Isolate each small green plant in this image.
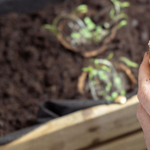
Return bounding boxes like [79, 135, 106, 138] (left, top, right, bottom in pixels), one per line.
[105, 52, 114, 60]
[83, 58, 125, 101]
[76, 4, 88, 13]
[70, 0, 130, 44]
[42, 24, 57, 35]
[119, 57, 138, 68]
[42, 1, 130, 47]
[110, 0, 130, 14]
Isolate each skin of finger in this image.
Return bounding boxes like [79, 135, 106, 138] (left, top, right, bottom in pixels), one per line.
[138, 52, 150, 115]
[138, 52, 150, 86]
[137, 104, 150, 149]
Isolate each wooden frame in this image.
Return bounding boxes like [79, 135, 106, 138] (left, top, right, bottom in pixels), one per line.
[0, 95, 146, 150]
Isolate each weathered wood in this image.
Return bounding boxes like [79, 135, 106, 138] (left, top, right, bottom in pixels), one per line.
[1, 95, 141, 150]
[93, 131, 146, 150]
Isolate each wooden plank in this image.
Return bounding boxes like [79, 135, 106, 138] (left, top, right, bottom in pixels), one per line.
[93, 131, 146, 150]
[0, 95, 141, 150]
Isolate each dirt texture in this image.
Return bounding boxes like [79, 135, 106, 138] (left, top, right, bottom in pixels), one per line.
[0, 0, 149, 136]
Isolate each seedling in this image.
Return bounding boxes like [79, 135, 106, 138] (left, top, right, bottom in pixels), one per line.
[83, 59, 126, 101]
[42, 0, 130, 49]
[76, 4, 88, 13]
[81, 52, 138, 101]
[119, 57, 138, 68]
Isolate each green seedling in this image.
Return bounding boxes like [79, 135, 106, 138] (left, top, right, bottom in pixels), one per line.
[106, 82, 112, 92]
[99, 70, 107, 81]
[76, 4, 88, 13]
[43, 1, 130, 51]
[111, 0, 130, 14]
[120, 90, 126, 96]
[114, 76, 122, 87]
[71, 32, 81, 39]
[105, 52, 114, 60]
[42, 24, 57, 35]
[120, 2, 130, 7]
[117, 20, 128, 29]
[83, 59, 126, 102]
[106, 95, 113, 101]
[110, 8, 115, 19]
[111, 92, 118, 99]
[84, 32, 92, 38]
[100, 65, 111, 72]
[84, 17, 96, 30]
[119, 57, 138, 68]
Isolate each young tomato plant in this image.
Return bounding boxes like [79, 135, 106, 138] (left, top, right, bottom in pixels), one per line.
[42, 1, 130, 49]
[83, 59, 126, 102]
[82, 53, 138, 102]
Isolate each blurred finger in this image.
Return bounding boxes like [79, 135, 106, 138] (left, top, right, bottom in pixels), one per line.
[138, 52, 150, 86]
[138, 52, 150, 115]
[137, 104, 150, 149]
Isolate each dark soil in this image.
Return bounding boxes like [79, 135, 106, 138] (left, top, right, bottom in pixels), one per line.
[0, 0, 149, 136]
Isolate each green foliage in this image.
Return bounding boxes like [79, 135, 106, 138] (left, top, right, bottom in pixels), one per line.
[84, 32, 92, 38]
[120, 2, 130, 7]
[76, 4, 88, 13]
[119, 57, 138, 68]
[94, 59, 100, 65]
[100, 65, 111, 72]
[83, 66, 97, 79]
[96, 26, 103, 32]
[111, 92, 118, 99]
[110, 8, 115, 19]
[83, 66, 93, 72]
[111, 0, 121, 13]
[80, 28, 89, 34]
[105, 52, 114, 60]
[117, 20, 128, 29]
[42, 24, 57, 35]
[111, 0, 130, 14]
[71, 32, 81, 39]
[84, 17, 96, 30]
[99, 70, 107, 81]
[109, 0, 130, 31]
[106, 82, 112, 92]
[114, 76, 122, 87]
[120, 90, 126, 96]
[83, 59, 127, 102]
[106, 96, 113, 101]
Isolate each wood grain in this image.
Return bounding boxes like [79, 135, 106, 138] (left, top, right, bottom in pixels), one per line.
[0, 95, 142, 150]
[93, 131, 146, 150]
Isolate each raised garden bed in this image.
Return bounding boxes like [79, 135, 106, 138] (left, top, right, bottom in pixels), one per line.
[0, 0, 149, 146]
[0, 96, 146, 150]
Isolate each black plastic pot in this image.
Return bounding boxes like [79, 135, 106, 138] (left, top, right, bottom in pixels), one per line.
[0, 0, 67, 14]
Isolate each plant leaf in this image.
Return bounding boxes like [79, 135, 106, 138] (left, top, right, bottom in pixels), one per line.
[117, 20, 128, 29]
[111, 92, 118, 99]
[77, 4, 88, 13]
[110, 8, 115, 19]
[42, 24, 57, 34]
[120, 90, 126, 96]
[119, 57, 138, 68]
[105, 52, 114, 60]
[106, 96, 113, 101]
[105, 83, 112, 92]
[83, 31, 92, 38]
[71, 32, 81, 39]
[121, 2, 130, 7]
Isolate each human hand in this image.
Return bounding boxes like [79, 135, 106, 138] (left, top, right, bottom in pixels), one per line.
[137, 51, 150, 149]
